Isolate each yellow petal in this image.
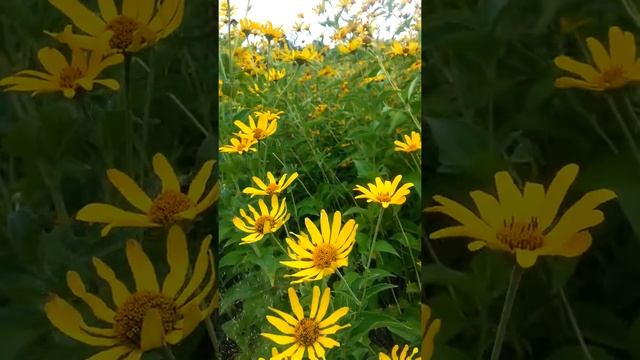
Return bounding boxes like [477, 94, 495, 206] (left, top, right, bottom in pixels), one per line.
[162, 225, 189, 297]
[469, 190, 503, 230]
[288, 287, 304, 320]
[554, 76, 602, 90]
[66, 271, 115, 323]
[152, 153, 180, 192]
[314, 287, 331, 323]
[160, 0, 184, 37]
[494, 170, 523, 217]
[86, 346, 131, 360]
[195, 182, 220, 214]
[554, 55, 599, 82]
[37, 47, 68, 75]
[48, 0, 106, 36]
[175, 235, 213, 306]
[267, 315, 296, 334]
[92, 257, 131, 307]
[137, 0, 156, 24]
[44, 295, 117, 346]
[586, 36, 611, 71]
[260, 333, 297, 345]
[318, 307, 349, 328]
[515, 250, 538, 268]
[126, 239, 159, 292]
[140, 309, 164, 351]
[106, 169, 152, 213]
[97, 0, 118, 22]
[309, 286, 321, 319]
[187, 160, 215, 204]
[554, 231, 592, 257]
[539, 164, 579, 230]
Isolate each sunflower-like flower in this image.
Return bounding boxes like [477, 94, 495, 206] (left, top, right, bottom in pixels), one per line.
[421, 304, 441, 360]
[243, 172, 299, 197]
[233, 195, 290, 244]
[265, 68, 286, 82]
[354, 175, 414, 208]
[47, 0, 184, 53]
[388, 41, 420, 57]
[239, 18, 261, 37]
[261, 286, 351, 359]
[234, 115, 278, 141]
[283, 46, 321, 65]
[261, 21, 284, 42]
[426, 164, 617, 268]
[255, 109, 284, 122]
[554, 26, 640, 91]
[338, 38, 363, 55]
[281, 210, 357, 283]
[380, 345, 420, 360]
[394, 131, 421, 153]
[0, 29, 122, 98]
[44, 225, 217, 359]
[219, 136, 258, 155]
[76, 153, 218, 236]
[317, 66, 336, 77]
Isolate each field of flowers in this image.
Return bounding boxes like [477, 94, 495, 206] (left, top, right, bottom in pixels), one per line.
[217, 0, 423, 359]
[426, 0, 640, 359]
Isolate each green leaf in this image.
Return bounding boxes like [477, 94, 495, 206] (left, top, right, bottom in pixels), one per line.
[374, 240, 400, 257]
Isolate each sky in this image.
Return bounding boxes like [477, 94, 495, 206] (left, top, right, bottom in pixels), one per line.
[221, 0, 420, 47]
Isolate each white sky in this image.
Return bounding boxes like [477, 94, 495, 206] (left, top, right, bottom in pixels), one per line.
[221, 0, 420, 47]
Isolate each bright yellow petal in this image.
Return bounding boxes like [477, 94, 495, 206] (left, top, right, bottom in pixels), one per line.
[140, 309, 164, 351]
[318, 307, 349, 328]
[66, 271, 115, 323]
[267, 315, 296, 334]
[261, 333, 297, 345]
[48, 0, 106, 35]
[309, 286, 321, 319]
[187, 160, 215, 204]
[314, 288, 331, 323]
[175, 235, 213, 306]
[554, 55, 599, 82]
[162, 225, 189, 297]
[92, 257, 131, 307]
[288, 287, 304, 320]
[152, 153, 180, 192]
[126, 239, 159, 292]
[44, 295, 117, 346]
[106, 169, 152, 213]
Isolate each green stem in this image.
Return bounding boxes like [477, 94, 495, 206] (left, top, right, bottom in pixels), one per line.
[560, 288, 593, 360]
[141, 51, 156, 184]
[623, 93, 640, 134]
[270, 233, 287, 254]
[489, 265, 524, 360]
[161, 344, 177, 360]
[123, 55, 133, 173]
[394, 213, 421, 292]
[605, 95, 640, 168]
[168, 93, 209, 136]
[336, 269, 361, 306]
[366, 208, 385, 268]
[204, 316, 222, 360]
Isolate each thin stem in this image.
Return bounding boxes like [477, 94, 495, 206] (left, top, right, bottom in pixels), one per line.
[270, 232, 287, 254]
[336, 269, 361, 306]
[605, 95, 640, 168]
[623, 93, 640, 134]
[394, 213, 421, 292]
[204, 316, 222, 359]
[490, 265, 524, 360]
[161, 344, 177, 360]
[366, 208, 385, 268]
[168, 93, 209, 136]
[559, 288, 593, 360]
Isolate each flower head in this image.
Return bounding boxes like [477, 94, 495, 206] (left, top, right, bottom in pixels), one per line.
[255, 109, 284, 122]
[261, 286, 350, 359]
[265, 68, 286, 82]
[338, 38, 363, 54]
[234, 115, 278, 141]
[554, 26, 640, 91]
[0, 29, 122, 98]
[261, 21, 284, 42]
[232, 195, 290, 244]
[421, 304, 440, 360]
[47, 0, 184, 53]
[45, 226, 217, 358]
[219, 137, 258, 154]
[426, 164, 617, 268]
[388, 41, 420, 57]
[394, 131, 421, 153]
[243, 172, 299, 197]
[354, 175, 414, 208]
[284, 46, 321, 65]
[380, 345, 420, 360]
[76, 153, 218, 236]
[281, 210, 357, 283]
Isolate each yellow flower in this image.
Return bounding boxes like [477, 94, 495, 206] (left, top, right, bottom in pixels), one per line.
[281, 210, 357, 283]
[0, 30, 122, 98]
[243, 172, 299, 197]
[258, 348, 286, 360]
[44, 225, 217, 359]
[380, 345, 420, 360]
[317, 66, 336, 77]
[338, 38, 363, 54]
[354, 175, 414, 208]
[284, 46, 321, 65]
[248, 83, 265, 95]
[233, 195, 290, 244]
[388, 41, 420, 57]
[312, 103, 328, 118]
[239, 18, 261, 37]
[426, 164, 617, 268]
[265, 68, 286, 82]
[76, 153, 218, 236]
[421, 304, 441, 360]
[261, 21, 284, 42]
[261, 286, 351, 359]
[47, 0, 184, 53]
[255, 110, 284, 122]
[394, 131, 421, 153]
[219, 79, 224, 97]
[554, 26, 640, 91]
[219, 137, 258, 155]
[234, 115, 278, 141]
[361, 74, 385, 86]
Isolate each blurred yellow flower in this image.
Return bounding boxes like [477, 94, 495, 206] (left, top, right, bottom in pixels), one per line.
[219, 137, 258, 155]
[361, 74, 385, 85]
[265, 68, 286, 82]
[354, 175, 414, 208]
[394, 131, 421, 153]
[243, 172, 299, 197]
[554, 26, 640, 91]
[284, 46, 321, 65]
[45, 225, 217, 359]
[427, 164, 617, 268]
[338, 38, 363, 54]
[317, 65, 337, 77]
[232, 195, 290, 244]
[255, 109, 284, 122]
[388, 41, 420, 57]
[261, 286, 350, 359]
[421, 304, 441, 360]
[234, 115, 277, 141]
[239, 18, 261, 37]
[47, 0, 184, 53]
[261, 21, 284, 42]
[380, 345, 420, 360]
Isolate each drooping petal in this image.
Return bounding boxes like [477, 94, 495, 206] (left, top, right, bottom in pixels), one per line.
[175, 235, 213, 306]
[515, 250, 538, 268]
[92, 257, 131, 307]
[44, 295, 117, 346]
[554, 56, 600, 82]
[66, 271, 115, 323]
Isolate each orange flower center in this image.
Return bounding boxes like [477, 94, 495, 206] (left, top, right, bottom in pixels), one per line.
[113, 292, 177, 348]
[312, 244, 338, 269]
[59, 67, 84, 89]
[254, 215, 274, 234]
[265, 183, 279, 195]
[253, 128, 265, 139]
[107, 16, 141, 51]
[598, 66, 627, 89]
[496, 217, 544, 251]
[376, 192, 392, 203]
[149, 190, 192, 225]
[294, 318, 320, 346]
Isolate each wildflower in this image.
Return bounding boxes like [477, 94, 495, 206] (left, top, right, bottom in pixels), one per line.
[554, 26, 640, 91]
[317, 66, 337, 77]
[409, 59, 421, 72]
[388, 41, 420, 57]
[261, 21, 284, 42]
[354, 175, 413, 208]
[361, 74, 385, 86]
[258, 348, 285, 360]
[45, 225, 217, 359]
[265, 68, 286, 82]
[243, 172, 299, 197]
[47, 0, 184, 53]
[255, 110, 284, 122]
[248, 83, 264, 95]
[421, 304, 441, 360]
[234, 115, 277, 141]
[261, 286, 350, 359]
[380, 345, 420, 360]
[0, 29, 122, 98]
[426, 164, 617, 268]
[311, 103, 328, 118]
[281, 210, 357, 283]
[394, 131, 421, 153]
[219, 137, 258, 155]
[232, 195, 290, 244]
[76, 154, 218, 236]
[218, 79, 223, 97]
[284, 46, 321, 65]
[338, 38, 363, 54]
[239, 18, 261, 37]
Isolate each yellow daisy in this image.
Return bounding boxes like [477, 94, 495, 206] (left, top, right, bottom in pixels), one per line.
[47, 0, 184, 53]
[265, 68, 286, 82]
[255, 110, 284, 122]
[219, 136, 258, 155]
[338, 38, 363, 54]
[0, 29, 122, 98]
[234, 115, 278, 141]
[388, 41, 420, 57]
[354, 175, 414, 208]
[284, 46, 321, 65]
[261, 21, 284, 42]
[281, 210, 357, 284]
[394, 131, 421, 153]
[44, 225, 217, 359]
[261, 286, 351, 360]
[243, 172, 299, 197]
[421, 304, 440, 360]
[426, 164, 617, 268]
[233, 195, 290, 244]
[554, 26, 640, 91]
[380, 345, 420, 360]
[76, 153, 218, 236]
